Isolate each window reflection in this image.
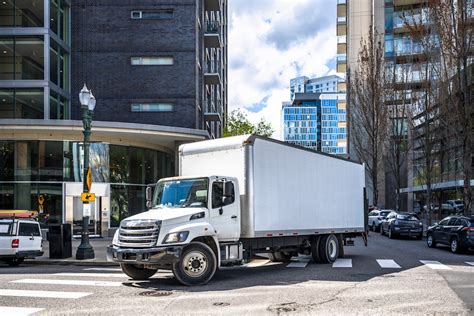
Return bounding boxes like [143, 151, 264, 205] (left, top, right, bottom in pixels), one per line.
[0, 0, 44, 27]
[0, 88, 44, 119]
[0, 36, 44, 80]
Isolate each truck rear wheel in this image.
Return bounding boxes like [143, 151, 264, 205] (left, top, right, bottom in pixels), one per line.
[318, 234, 339, 264]
[6, 257, 24, 267]
[172, 242, 217, 286]
[121, 263, 158, 280]
[311, 235, 322, 263]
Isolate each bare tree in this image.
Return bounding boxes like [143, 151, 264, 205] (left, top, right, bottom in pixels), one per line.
[349, 27, 388, 206]
[384, 62, 412, 212]
[429, 0, 474, 215]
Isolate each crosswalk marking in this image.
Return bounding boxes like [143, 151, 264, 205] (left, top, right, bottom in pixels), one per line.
[466, 262, 474, 266]
[0, 307, 44, 316]
[11, 279, 123, 287]
[287, 259, 310, 268]
[376, 259, 401, 269]
[420, 260, 452, 270]
[54, 273, 127, 278]
[332, 259, 352, 268]
[83, 268, 122, 272]
[0, 289, 92, 299]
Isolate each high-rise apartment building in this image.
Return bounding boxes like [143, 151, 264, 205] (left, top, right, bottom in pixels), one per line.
[0, 0, 227, 237]
[289, 75, 343, 101]
[282, 92, 347, 155]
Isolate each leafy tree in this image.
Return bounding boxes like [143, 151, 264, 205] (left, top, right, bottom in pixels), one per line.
[223, 109, 274, 138]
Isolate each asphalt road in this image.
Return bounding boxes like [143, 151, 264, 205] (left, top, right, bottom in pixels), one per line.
[0, 233, 473, 315]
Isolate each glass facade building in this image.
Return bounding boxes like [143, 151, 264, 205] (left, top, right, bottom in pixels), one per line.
[0, 0, 71, 120]
[282, 93, 347, 155]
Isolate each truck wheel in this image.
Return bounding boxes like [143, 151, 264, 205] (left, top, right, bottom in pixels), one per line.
[318, 234, 339, 264]
[6, 257, 24, 267]
[172, 242, 217, 286]
[274, 252, 292, 262]
[121, 263, 157, 280]
[311, 235, 322, 263]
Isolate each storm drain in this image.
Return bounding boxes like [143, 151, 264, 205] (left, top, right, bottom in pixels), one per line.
[213, 302, 230, 307]
[138, 290, 173, 297]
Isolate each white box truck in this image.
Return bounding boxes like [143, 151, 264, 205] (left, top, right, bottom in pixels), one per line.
[107, 135, 367, 285]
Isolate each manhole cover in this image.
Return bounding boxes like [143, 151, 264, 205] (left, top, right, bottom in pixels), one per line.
[213, 302, 230, 307]
[138, 290, 173, 297]
[267, 302, 298, 313]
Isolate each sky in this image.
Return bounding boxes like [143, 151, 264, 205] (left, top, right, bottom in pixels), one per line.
[228, 0, 337, 139]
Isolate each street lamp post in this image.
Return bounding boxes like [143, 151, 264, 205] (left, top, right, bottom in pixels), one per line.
[76, 84, 96, 260]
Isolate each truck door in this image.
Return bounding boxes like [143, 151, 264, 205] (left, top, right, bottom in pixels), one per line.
[209, 180, 240, 241]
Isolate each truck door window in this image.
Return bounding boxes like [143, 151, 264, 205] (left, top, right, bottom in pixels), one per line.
[212, 181, 235, 208]
[18, 223, 41, 236]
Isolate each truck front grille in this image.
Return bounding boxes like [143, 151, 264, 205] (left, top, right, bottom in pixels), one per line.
[118, 219, 161, 247]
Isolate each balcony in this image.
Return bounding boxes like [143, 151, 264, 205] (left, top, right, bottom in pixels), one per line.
[204, 0, 220, 11]
[204, 61, 221, 85]
[204, 20, 221, 47]
[203, 100, 221, 122]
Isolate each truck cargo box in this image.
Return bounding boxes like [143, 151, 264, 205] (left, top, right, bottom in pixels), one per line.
[179, 135, 365, 238]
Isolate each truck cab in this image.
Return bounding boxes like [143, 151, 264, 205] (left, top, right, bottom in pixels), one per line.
[108, 175, 241, 285]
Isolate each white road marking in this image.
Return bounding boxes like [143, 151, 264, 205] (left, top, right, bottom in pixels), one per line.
[376, 259, 401, 269]
[0, 307, 44, 316]
[11, 279, 123, 287]
[332, 259, 352, 268]
[466, 262, 474, 266]
[420, 260, 452, 270]
[54, 273, 127, 278]
[286, 259, 310, 268]
[83, 268, 122, 272]
[0, 289, 91, 299]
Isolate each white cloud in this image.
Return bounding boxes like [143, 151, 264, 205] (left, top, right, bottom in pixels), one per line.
[228, 0, 337, 139]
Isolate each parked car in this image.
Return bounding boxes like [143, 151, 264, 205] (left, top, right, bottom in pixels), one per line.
[380, 212, 423, 239]
[426, 215, 474, 253]
[423, 204, 455, 214]
[368, 209, 393, 232]
[0, 217, 43, 266]
[445, 200, 464, 213]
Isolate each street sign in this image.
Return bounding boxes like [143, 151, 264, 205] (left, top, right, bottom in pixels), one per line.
[86, 168, 92, 192]
[81, 192, 96, 202]
[83, 203, 91, 217]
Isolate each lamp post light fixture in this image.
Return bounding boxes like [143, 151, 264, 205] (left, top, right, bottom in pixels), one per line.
[76, 83, 96, 260]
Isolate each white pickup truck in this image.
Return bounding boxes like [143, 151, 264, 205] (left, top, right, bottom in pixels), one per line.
[0, 218, 43, 266]
[107, 135, 367, 285]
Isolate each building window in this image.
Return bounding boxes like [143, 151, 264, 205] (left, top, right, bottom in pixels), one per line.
[0, 88, 44, 119]
[130, 56, 174, 65]
[131, 103, 174, 112]
[0, 36, 44, 80]
[130, 9, 174, 20]
[0, 0, 45, 27]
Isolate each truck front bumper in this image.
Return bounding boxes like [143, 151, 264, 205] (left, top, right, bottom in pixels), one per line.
[107, 245, 183, 265]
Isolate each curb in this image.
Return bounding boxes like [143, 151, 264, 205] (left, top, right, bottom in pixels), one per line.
[25, 259, 119, 266]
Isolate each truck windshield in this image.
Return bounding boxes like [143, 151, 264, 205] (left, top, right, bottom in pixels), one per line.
[153, 179, 209, 208]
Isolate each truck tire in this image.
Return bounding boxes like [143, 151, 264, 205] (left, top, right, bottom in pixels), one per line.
[269, 252, 292, 262]
[311, 235, 323, 263]
[6, 257, 24, 267]
[172, 242, 217, 286]
[121, 263, 158, 280]
[318, 234, 339, 264]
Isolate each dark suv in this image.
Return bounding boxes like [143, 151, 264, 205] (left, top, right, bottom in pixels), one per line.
[426, 216, 474, 253]
[380, 212, 423, 239]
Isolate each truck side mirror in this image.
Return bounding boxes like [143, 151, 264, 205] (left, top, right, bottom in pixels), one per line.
[146, 186, 152, 209]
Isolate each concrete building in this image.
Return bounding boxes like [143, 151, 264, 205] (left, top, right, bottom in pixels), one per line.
[282, 92, 347, 155]
[0, 0, 227, 236]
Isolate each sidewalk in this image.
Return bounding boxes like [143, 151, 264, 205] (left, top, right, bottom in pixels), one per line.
[26, 237, 118, 266]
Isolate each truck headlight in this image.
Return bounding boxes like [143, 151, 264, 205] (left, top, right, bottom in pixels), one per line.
[163, 231, 189, 244]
